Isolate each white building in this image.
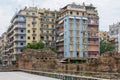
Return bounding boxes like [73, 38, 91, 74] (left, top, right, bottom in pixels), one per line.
[109, 22, 120, 52]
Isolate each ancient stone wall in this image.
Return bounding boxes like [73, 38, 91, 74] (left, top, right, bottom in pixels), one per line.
[17, 49, 57, 70]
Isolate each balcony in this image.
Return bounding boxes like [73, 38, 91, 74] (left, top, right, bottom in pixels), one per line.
[32, 27, 37, 30]
[14, 38, 26, 42]
[32, 40, 37, 42]
[13, 18, 26, 23]
[88, 29, 99, 32]
[56, 43, 64, 47]
[32, 20, 37, 24]
[88, 38, 99, 41]
[88, 51, 99, 55]
[88, 35, 99, 38]
[14, 45, 25, 48]
[40, 28, 55, 30]
[58, 49, 64, 53]
[88, 41, 99, 45]
[44, 40, 56, 42]
[14, 25, 26, 29]
[40, 33, 55, 36]
[25, 14, 37, 18]
[40, 21, 55, 24]
[88, 22, 98, 26]
[56, 39, 64, 42]
[40, 15, 55, 18]
[14, 31, 26, 35]
[32, 33, 37, 36]
[57, 31, 64, 35]
[87, 10, 98, 15]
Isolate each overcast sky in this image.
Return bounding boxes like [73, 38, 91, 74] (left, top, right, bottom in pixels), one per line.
[0, 0, 120, 35]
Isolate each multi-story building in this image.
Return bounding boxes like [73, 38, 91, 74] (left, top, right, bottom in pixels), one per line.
[56, 3, 99, 58]
[99, 31, 109, 42]
[7, 7, 57, 64]
[0, 32, 8, 65]
[2, 3, 99, 64]
[109, 22, 120, 52]
[0, 37, 2, 65]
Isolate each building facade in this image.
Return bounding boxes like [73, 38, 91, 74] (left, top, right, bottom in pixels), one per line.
[0, 37, 2, 65]
[1, 3, 99, 64]
[0, 32, 9, 65]
[56, 3, 99, 58]
[109, 22, 120, 52]
[6, 7, 57, 64]
[99, 31, 109, 42]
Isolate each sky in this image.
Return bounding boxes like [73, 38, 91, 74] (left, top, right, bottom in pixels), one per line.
[0, 0, 120, 35]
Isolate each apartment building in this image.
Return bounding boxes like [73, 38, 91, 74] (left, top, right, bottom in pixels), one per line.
[6, 7, 57, 64]
[1, 3, 99, 64]
[56, 3, 99, 58]
[99, 31, 109, 42]
[0, 37, 2, 65]
[0, 32, 9, 65]
[109, 22, 120, 52]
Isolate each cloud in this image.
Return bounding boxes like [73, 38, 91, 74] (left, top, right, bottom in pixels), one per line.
[0, 0, 120, 35]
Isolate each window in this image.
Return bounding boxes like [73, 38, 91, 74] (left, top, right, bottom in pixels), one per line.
[28, 30, 30, 33]
[33, 30, 35, 33]
[28, 24, 30, 27]
[77, 52, 79, 58]
[82, 12, 85, 16]
[41, 24, 43, 27]
[21, 30, 23, 32]
[33, 18, 35, 20]
[28, 36, 30, 39]
[52, 37, 54, 40]
[33, 37, 35, 40]
[77, 12, 79, 15]
[52, 19, 54, 22]
[52, 25, 54, 28]
[26, 12, 29, 15]
[32, 13, 35, 15]
[70, 11, 72, 15]
[46, 25, 48, 28]
[20, 43, 23, 45]
[20, 49, 23, 52]
[21, 36, 23, 39]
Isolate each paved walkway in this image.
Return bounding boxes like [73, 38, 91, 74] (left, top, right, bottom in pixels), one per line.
[0, 72, 61, 80]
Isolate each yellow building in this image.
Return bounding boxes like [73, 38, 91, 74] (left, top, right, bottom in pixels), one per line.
[7, 7, 57, 64]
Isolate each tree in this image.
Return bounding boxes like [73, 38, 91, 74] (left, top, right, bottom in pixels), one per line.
[22, 40, 45, 50]
[100, 40, 115, 54]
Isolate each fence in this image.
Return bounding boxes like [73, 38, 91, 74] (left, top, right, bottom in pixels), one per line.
[20, 69, 120, 80]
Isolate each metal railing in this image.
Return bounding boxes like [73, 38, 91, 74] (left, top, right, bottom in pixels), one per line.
[19, 69, 120, 80]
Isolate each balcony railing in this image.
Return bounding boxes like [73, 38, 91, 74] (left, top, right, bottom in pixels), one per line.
[40, 28, 55, 30]
[40, 33, 55, 36]
[56, 44, 63, 46]
[32, 40, 37, 42]
[14, 39, 26, 42]
[88, 41, 99, 45]
[40, 15, 55, 18]
[58, 49, 64, 52]
[32, 20, 37, 24]
[40, 21, 55, 24]
[14, 25, 26, 29]
[32, 33, 37, 36]
[13, 19, 26, 23]
[32, 27, 37, 30]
